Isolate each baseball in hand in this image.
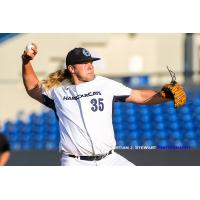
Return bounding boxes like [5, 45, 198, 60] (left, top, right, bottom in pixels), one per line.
[25, 44, 34, 53]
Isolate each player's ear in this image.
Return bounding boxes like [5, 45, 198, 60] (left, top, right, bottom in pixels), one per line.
[67, 65, 75, 74]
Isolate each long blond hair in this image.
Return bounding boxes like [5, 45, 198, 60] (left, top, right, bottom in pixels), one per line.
[41, 68, 72, 90]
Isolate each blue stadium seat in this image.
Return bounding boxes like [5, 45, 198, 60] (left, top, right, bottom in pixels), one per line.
[34, 132, 46, 142]
[149, 105, 162, 115]
[138, 115, 150, 123]
[186, 139, 198, 148]
[152, 115, 164, 122]
[128, 130, 139, 140]
[192, 107, 200, 115]
[113, 102, 122, 110]
[116, 140, 126, 147]
[169, 130, 183, 140]
[140, 123, 151, 131]
[22, 132, 32, 142]
[45, 141, 58, 150]
[181, 121, 194, 130]
[171, 139, 184, 147]
[125, 108, 136, 116]
[157, 139, 169, 147]
[115, 130, 125, 141]
[154, 123, 165, 131]
[21, 142, 32, 150]
[183, 130, 196, 140]
[141, 131, 153, 140]
[167, 122, 179, 130]
[154, 130, 168, 140]
[114, 123, 124, 132]
[34, 141, 45, 150]
[193, 98, 200, 107]
[125, 124, 137, 133]
[126, 115, 137, 123]
[142, 139, 154, 146]
[128, 140, 139, 147]
[10, 141, 21, 150]
[9, 131, 20, 142]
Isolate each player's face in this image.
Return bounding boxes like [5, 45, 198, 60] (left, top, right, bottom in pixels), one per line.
[71, 61, 95, 84]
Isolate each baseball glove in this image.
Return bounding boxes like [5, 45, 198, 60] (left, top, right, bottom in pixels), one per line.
[160, 67, 187, 108]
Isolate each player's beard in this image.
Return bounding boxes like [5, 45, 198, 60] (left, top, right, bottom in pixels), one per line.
[84, 73, 95, 82]
[82, 67, 95, 82]
[76, 72, 95, 83]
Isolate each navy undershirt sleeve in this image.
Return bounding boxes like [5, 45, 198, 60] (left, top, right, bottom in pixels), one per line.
[113, 95, 129, 102]
[42, 94, 59, 120]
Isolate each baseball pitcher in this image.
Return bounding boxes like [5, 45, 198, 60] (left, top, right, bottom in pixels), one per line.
[21, 43, 186, 166]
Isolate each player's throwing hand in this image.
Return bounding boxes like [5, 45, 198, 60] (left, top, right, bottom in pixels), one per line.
[22, 43, 38, 63]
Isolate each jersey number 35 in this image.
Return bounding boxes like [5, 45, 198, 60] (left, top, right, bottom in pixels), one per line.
[90, 98, 104, 112]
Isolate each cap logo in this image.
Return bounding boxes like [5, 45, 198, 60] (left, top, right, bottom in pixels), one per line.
[82, 49, 91, 57]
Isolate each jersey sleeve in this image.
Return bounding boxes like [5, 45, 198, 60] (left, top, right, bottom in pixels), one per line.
[41, 85, 56, 110]
[42, 85, 54, 100]
[108, 79, 132, 102]
[40, 86, 59, 120]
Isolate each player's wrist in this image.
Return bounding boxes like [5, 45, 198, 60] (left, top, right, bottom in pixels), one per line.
[21, 53, 32, 64]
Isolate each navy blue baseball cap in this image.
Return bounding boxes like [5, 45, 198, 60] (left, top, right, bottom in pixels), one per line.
[66, 47, 100, 66]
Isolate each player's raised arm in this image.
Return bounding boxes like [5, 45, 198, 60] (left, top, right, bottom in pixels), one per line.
[21, 43, 44, 104]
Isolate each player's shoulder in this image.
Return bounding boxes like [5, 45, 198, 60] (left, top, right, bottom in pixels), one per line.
[52, 82, 71, 91]
[95, 75, 115, 83]
[95, 76, 122, 87]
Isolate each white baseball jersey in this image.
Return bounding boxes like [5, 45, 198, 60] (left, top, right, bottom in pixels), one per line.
[42, 76, 132, 156]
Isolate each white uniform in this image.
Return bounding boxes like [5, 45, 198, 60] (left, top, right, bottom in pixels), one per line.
[42, 76, 134, 166]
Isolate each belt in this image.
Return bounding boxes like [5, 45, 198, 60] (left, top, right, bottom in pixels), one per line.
[68, 150, 113, 161]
